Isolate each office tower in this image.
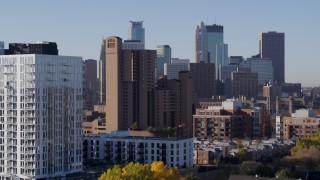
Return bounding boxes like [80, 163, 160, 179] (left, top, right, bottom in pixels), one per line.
[190, 61, 215, 99]
[105, 36, 156, 132]
[220, 64, 249, 81]
[156, 45, 171, 79]
[229, 56, 244, 64]
[195, 21, 208, 63]
[164, 58, 190, 79]
[282, 83, 302, 97]
[260, 32, 285, 84]
[84, 59, 99, 109]
[245, 57, 274, 85]
[206, 24, 223, 64]
[99, 39, 106, 103]
[5, 41, 58, 55]
[232, 68, 258, 98]
[123, 40, 144, 50]
[0, 41, 4, 55]
[216, 43, 228, 79]
[128, 21, 145, 48]
[0, 54, 83, 179]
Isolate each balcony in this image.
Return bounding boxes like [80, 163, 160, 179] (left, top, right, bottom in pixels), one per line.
[24, 120, 35, 125]
[24, 135, 35, 140]
[25, 150, 35, 154]
[24, 114, 35, 118]
[7, 134, 17, 139]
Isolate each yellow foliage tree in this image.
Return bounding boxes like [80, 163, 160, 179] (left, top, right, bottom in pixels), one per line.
[99, 161, 181, 180]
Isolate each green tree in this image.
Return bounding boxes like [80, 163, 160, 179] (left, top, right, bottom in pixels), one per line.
[275, 168, 292, 178]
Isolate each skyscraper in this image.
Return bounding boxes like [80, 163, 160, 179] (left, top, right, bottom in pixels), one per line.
[164, 58, 190, 80]
[216, 43, 228, 80]
[105, 36, 156, 132]
[84, 59, 99, 109]
[190, 61, 215, 99]
[206, 24, 223, 64]
[232, 68, 258, 98]
[245, 57, 274, 85]
[99, 39, 106, 103]
[195, 21, 208, 63]
[128, 21, 145, 48]
[0, 54, 83, 179]
[156, 45, 171, 79]
[260, 31, 285, 85]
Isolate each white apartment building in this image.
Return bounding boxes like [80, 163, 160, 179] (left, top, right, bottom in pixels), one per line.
[0, 54, 83, 179]
[84, 131, 193, 168]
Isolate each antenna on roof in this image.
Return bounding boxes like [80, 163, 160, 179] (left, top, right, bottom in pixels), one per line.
[207, 16, 208, 24]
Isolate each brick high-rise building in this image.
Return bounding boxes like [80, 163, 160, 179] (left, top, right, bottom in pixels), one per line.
[190, 61, 215, 99]
[231, 68, 258, 99]
[260, 32, 285, 85]
[105, 36, 156, 132]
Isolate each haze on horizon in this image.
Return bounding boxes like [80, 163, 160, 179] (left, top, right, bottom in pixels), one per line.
[1, 0, 319, 87]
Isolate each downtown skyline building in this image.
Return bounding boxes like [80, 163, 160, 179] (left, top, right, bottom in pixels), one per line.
[206, 24, 224, 64]
[0, 54, 83, 179]
[260, 31, 285, 85]
[164, 58, 190, 80]
[156, 45, 171, 80]
[128, 21, 145, 48]
[195, 22, 208, 63]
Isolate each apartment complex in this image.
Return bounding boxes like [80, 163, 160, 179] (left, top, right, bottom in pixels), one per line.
[193, 99, 271, 140]
[150, 73, 193, 137]
[0, 54, 83, 179]
[83, 131, 193, 168]
[105, 36, 156, 132]
[277, 109, 320, 140]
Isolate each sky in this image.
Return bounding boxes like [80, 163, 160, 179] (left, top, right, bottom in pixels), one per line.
[1, 0, 320, 87]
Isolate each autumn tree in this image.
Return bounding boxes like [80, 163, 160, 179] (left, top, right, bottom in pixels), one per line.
[275, 168, 292, 178]
[99, 161, 181, 180]
[286, 130, 320, 170]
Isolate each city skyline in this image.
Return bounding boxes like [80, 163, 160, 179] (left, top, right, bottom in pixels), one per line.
[1, 1, 320, 86]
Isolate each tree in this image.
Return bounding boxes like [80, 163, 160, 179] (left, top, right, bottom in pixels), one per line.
[236, 149, 248, 162]
[239, 161, 261, 176]
[99, 161, 181, 180]
[286, 130, 320, 170]
[130, 122, 138, 130]
[275, 168, 292, 178]
[255, 165, 274, 177]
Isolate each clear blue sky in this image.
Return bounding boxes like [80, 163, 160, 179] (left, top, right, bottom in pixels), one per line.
[1, 0, 320, 87]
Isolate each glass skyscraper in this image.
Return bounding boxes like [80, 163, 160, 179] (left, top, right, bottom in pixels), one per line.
[206, 24, 224, 64]
[156, 45, 171, 79]
[128, 21, 145, 48]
